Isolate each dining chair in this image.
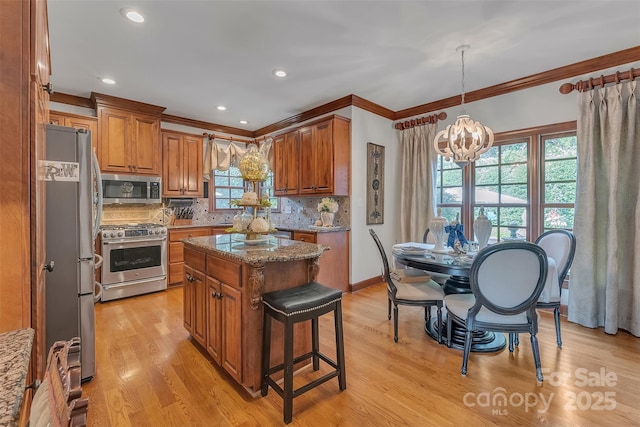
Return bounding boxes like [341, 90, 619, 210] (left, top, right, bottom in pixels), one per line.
[444, 242, 548, 381]
[369, 229, 445, 343]
[533, 229, 576, 348]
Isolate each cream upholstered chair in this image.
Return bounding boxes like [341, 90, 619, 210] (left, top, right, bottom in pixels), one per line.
[534, 229, 576, 348]
[370, 229, 445, 343]
[444, 242, 548, 381]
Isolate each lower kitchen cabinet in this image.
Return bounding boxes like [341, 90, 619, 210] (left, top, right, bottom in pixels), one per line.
[292, 230, 349, 292]
[206, 276, 242, 383]
[169, 226, 227, 285]
[184, 265, 206, 347]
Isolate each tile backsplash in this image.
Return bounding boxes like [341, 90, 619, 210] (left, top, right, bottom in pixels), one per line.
[101, 196, 351, 228]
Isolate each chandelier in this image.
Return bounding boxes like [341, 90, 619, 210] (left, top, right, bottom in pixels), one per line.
[434, 45, 494, 168]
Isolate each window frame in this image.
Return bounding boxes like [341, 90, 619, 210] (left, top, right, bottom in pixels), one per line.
[208, 167, 280, 213]
[435, 121, 577, 242]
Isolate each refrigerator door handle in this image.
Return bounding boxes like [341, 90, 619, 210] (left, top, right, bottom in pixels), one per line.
[92, 149, 103, 240]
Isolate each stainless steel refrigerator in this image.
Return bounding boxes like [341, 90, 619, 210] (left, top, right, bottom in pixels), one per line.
[45, 124, 99, 381]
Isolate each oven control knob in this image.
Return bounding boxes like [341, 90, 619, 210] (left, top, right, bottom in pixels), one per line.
[117, 231, 124, 237]
[161, 229, 166, 234]
[110, 232, 116, 238]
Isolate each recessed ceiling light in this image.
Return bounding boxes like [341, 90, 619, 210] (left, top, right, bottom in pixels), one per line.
[101, 78, 116, 85]
[120, 8, 144, 23]
[273, 69, 287, 78]
[239, 120, 248, 125]
[217, 106, 227, 111]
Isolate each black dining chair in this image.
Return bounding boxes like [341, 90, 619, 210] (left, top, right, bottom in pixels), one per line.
[369, 229, 444, 343]
[444, 242, 548, 381]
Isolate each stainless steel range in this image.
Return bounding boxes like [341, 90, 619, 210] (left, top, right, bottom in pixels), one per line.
[100, 223, 167, 302]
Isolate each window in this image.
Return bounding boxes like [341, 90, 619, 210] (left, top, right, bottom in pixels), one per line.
[541, 133, 577, 232]
[209, 166, 279, 211]
[435, 122, 576, 242]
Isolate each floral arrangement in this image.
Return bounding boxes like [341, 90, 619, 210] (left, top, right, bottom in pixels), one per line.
[317, 197, 339, 213]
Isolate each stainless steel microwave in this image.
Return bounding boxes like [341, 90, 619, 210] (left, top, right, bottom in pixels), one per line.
[101, 174, 162, 204]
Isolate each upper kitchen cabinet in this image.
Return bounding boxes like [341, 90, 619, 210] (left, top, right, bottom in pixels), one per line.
[162, 130, 204, 197]
[91, 93, 165, 175]
[49, 111, 98, 155]
[273, 130, 300, 196]
[273, 115, 350, 197]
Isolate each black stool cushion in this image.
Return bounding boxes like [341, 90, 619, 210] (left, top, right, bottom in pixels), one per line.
[262, 281, 342, 316]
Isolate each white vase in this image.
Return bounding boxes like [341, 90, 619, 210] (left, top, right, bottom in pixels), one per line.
[473, 207, 492, 249]
[321, 212, 334, 227]
[430, 208, 448, 252]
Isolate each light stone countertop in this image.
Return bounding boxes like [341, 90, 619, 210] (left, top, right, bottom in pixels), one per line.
[0, 328, 34, 427]
[182, 234, 328, 264]
[169, 223, 350, 233]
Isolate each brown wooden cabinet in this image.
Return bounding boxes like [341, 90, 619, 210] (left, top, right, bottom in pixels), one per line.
[183, 244, 315, 392]
[273, 115, 350, 197]
[162, 131, 204, 197]
[293, 230, 350, 292]
[273, 130, 300, 196]
[169, 227, 212, 285]
[49, 111, 98, 156]
[206, 276, 242, 383]
[91, 93, 165, 175]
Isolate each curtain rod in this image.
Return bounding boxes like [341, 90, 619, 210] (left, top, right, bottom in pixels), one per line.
[394, 112, 447, 130]
[202, 133, 255, 144]
[559, 67, 639, 94]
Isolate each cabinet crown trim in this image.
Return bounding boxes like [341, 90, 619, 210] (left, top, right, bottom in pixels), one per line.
[91, 92, 166, 116]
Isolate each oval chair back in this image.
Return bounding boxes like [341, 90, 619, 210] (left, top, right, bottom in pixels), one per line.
[535, 229, 576, 286]
[369, 229, 393, 289]
[469, 242, 548, 319]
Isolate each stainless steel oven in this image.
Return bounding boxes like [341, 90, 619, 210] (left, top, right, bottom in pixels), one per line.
[100, 223, 167, 301]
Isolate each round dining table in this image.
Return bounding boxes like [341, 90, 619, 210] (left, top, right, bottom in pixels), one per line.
[393, 244, 507, 352]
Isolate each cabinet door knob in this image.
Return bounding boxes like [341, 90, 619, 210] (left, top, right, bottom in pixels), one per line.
[186, 274, 194, 282]
[43, 261, 55, 272]
[42, 83, 54, 95]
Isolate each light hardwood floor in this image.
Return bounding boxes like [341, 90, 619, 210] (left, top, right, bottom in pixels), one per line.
[83, 284, 640, 426]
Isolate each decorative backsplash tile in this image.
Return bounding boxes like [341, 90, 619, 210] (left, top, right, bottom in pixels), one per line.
[101, 196, 351, 228]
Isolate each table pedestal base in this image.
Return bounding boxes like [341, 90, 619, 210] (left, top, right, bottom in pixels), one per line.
[425, 317, 506, 352]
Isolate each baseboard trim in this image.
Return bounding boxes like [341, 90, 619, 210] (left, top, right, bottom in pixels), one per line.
[351, 276, 383, 292]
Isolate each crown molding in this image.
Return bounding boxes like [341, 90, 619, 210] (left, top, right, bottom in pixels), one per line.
[394, 46, 640, 120]
[90, 92, 166, 116]
[50, 92, 93, 109]
[162, 114, 254, 138]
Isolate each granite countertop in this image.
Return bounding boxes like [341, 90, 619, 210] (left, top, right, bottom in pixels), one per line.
[0, 328, 34, 426]
[169, 223, 350, 233]
[183, 234, 328, 264]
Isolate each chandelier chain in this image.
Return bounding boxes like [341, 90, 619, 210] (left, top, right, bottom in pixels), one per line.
[461, 49, 466, 106]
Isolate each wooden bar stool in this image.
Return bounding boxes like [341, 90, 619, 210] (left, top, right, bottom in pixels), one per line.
[261, 281, 347, 424]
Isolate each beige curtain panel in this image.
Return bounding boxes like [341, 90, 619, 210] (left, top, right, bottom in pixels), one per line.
[569, 80, 640, 337]
[398, 124, 438, 243]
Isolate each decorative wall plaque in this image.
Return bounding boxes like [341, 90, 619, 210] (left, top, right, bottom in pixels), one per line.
[367, 143, 385, 224]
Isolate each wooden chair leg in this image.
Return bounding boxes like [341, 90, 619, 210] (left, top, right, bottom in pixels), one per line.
[387, 298, 391, 320]
[436, 305, 443, 344]
[393, 304, 399, 343]
[312, 316, 319, 371]
[530, 332, 543, 382]
[461, 329, 472, 376]
[334, 302, 347, 391]
[283, 319, 294, 424]
[554, 307, 562, 348]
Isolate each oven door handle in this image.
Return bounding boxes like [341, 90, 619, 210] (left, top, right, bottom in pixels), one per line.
[103, 237, 167, 245]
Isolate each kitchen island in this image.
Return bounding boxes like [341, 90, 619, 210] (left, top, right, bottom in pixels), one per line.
[182, 234, 328, 394]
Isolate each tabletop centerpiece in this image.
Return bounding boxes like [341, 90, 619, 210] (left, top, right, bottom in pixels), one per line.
[317, 197, 339, 227]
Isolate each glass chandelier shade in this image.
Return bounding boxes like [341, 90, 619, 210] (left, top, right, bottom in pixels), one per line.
[434, 45, 494, 168]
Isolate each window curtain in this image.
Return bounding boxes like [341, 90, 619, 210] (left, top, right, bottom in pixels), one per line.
[568, 81, 640, 337]
[398, 124, 438, 243]
[203, 138, 273, 180]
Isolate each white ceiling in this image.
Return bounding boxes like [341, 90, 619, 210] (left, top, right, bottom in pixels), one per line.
[48, 0, 640, 132]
